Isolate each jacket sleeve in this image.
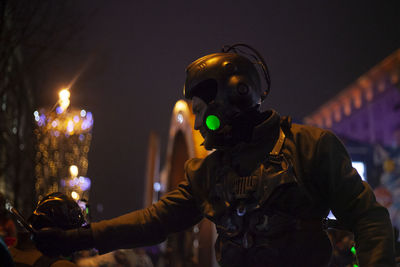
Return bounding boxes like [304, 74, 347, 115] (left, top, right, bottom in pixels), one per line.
[313, 130, 395, 266]
[90, 178, 204, 254]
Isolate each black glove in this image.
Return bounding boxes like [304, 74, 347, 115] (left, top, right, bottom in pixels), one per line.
[32, 226, 94, 257]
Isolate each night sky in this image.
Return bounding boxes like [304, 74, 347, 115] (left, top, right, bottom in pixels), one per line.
[35, 1, 400, 220]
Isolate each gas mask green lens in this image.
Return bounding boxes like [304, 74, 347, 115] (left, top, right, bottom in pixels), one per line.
[205, 115, 221, 131]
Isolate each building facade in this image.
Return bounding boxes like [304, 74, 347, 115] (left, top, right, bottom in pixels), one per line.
[304, 49, 400, 148]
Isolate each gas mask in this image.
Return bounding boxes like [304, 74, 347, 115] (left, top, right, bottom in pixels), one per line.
[184, 44, 271, 149]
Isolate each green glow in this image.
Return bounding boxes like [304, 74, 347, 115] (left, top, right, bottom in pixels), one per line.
[86, 207, 89, 214]
[351, 246, 356, 255]
[206, 115, 220, 131]
[353, 265, 358, 267]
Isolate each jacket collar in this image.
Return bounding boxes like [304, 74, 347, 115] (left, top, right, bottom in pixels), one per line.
[251, 109, 281, 144]
[220, 109, 282, 176]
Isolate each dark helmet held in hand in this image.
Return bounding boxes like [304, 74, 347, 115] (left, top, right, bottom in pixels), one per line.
[29, 192, 85, 231]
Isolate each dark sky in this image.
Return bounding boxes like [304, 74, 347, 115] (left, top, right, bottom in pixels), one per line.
[37, 1, 400, 220]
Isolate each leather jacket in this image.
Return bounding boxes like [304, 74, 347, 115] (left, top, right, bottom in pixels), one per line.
[91, 110, 395, 266]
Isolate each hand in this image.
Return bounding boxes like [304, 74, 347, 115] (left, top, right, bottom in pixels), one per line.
[32, 227, 74, 257]
[32, 226, 94, 257]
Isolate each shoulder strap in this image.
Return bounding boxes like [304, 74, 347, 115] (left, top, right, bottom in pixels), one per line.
[269, 127, 285, 157]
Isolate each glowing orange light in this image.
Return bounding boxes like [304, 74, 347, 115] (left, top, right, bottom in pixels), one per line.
[352, 89, 362, 109]
[174, 100, 188, 113]
[59, 88, 71, 112]
[69, 165, 78, 177]
[71, 191, 79, 200]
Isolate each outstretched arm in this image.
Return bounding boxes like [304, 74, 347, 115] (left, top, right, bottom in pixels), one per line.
[34, 179, 203, 256]
[91, 180, 203, 254]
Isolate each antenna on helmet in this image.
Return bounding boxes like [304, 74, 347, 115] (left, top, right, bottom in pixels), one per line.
[222, 43, 271, 100]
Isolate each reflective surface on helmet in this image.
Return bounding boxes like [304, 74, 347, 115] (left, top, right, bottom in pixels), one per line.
[29, 192, 85, 230]
[206, 115, 220, 131]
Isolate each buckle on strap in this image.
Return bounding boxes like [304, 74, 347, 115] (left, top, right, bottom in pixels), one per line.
[269, 127, 285, 157]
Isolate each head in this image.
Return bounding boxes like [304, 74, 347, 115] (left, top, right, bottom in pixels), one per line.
[184, 45, 270, 149]
[28, 192, 85, 231]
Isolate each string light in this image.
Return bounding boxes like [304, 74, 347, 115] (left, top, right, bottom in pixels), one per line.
[71, 191, 79, 200]
[69, 165, 78, 177]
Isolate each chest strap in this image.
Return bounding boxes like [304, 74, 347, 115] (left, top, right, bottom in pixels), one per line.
[269, 127, 285, 157]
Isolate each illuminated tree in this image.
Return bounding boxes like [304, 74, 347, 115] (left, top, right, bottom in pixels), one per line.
[34, 89, 93, 211]
[0, 0, 91, 215]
